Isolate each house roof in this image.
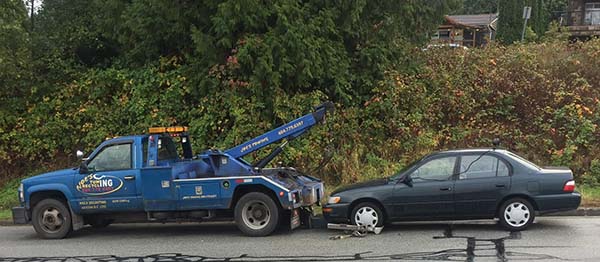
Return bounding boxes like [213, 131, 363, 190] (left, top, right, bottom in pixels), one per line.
[445, 13, 498, 30]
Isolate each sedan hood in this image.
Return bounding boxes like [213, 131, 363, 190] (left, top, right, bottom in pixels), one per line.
[331, 178, 388, 195]
[23, 168, 78, 184]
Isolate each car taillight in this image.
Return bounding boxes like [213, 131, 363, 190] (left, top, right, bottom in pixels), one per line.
[563, 180, 575, 192]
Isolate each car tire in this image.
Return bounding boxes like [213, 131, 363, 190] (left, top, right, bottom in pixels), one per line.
[234, 192, 280, 237]
[32, 198, 73, 239]
[350, 202, 384, 229]
[498, 197, 535, 231]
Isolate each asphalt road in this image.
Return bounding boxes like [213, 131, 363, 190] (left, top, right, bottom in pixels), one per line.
[1, 217, 599, 261]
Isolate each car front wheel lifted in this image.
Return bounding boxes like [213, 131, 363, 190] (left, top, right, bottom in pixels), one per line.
[350, 202, 384, 229]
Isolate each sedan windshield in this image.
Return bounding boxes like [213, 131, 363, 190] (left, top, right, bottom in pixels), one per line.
[390, 156, 425, 180]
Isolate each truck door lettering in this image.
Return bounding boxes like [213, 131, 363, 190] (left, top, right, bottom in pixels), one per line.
[76, 174, 124, 196]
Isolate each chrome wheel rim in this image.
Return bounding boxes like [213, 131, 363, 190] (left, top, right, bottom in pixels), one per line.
[40, 207, 65, 233]
[354, 206, 379, 228]
[241, 200, 271, 230]
[504, 202, 530, 227]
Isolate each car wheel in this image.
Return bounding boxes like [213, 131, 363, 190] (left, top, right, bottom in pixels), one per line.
[32, 199, 73, 239]
[350, 202, 384, 229]
[499, 198, 535, 231]
[234, 192, 280, 237]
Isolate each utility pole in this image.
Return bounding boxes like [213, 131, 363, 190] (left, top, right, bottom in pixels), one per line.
[521, 6, 532, 41]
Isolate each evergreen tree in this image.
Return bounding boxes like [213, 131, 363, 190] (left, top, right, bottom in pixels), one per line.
[497, 0, 547, 43]
[453, 0, 498, 15]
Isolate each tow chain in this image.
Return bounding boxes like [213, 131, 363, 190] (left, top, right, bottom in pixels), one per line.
[329, 230, 368, 240]
[327, 223, 383, 240]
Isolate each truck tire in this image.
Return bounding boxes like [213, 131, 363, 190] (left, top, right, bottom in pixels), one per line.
[234, 192, 280, 237]
[32, 199, 73, 239]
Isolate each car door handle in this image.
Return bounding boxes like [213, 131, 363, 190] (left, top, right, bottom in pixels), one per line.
[495, 184, 506, 188]
[439, 187, 452, 191]
[124, 175, 136, 180]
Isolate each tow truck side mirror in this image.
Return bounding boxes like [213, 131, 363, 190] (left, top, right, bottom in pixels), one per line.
[79, 163, 89, 174]
[76, 150, 89, 174]
[76, 150, 84, 159]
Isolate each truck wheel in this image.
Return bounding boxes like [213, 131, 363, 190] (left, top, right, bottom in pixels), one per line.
[498, 197, 535, 231]
[234, 192, 280, 237]
[32, 199, 72, 239]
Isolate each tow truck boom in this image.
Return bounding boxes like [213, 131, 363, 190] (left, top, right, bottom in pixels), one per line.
[225, 101, 334, 165]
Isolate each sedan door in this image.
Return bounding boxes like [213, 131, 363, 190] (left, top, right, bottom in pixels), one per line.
[391, 156, 457, 219]
[453, 153, 511, 218]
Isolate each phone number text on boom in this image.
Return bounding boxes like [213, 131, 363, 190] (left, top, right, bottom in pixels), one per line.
[278, 121, 304, 136]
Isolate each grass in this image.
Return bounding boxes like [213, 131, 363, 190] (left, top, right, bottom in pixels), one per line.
[0, 178, 21, 220]
[0, 209, 10, 220]
[579, 185, 600, 207]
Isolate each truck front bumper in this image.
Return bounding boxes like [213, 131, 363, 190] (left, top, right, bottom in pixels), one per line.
[12, 207, 29, 224]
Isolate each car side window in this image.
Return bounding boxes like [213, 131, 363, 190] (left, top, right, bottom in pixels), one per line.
[87, 143, 132, 171]
[459, 155, 509, 179]
[411, 157, 456, 181]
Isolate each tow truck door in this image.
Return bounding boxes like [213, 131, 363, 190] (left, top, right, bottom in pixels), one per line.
[72, 142, 143, 212]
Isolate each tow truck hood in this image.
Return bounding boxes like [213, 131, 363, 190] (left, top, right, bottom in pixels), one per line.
[23, 168, 78, 184]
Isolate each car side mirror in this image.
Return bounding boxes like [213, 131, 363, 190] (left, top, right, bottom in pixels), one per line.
[401, 174, 414, 187]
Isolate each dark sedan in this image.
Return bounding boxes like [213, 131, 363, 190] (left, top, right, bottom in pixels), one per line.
[323, 149, 581, 231]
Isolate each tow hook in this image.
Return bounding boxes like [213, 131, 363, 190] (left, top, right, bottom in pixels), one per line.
[327, 223, 383, 240]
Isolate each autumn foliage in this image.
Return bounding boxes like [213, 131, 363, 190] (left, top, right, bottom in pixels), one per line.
[1, 0, 599, 189]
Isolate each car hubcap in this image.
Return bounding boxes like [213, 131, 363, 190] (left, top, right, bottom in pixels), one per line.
[354, 206, 379, 228]
[242, 200, 271, 230]
[504, 202, 530, 227]
[41, 208, 64, 233]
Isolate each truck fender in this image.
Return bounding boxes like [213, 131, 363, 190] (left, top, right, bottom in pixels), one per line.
[230, 183, 292, 210]
[26, 184, 73, 209]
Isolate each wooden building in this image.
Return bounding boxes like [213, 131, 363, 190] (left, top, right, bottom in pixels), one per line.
[432, 14, 498, 48]
[566, 0, 600, 38]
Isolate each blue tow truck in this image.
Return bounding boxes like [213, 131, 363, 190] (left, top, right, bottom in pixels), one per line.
[12, 102, 333, 238]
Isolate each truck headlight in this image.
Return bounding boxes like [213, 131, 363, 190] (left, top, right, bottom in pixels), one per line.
[18, 183, 24, 202]
[327, 196, 341, 204]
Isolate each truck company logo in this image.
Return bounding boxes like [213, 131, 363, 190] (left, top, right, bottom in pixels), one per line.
[76, 174, 124, 196]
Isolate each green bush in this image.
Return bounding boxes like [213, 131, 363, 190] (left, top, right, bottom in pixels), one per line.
[2, 1, 600, 189]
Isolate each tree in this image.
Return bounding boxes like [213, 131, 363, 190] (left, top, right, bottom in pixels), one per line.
[0, 0, 31, 175]
[0, 0, 30, 102]
[453, 0, 498, 15]
[497, 0, 547, 43]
